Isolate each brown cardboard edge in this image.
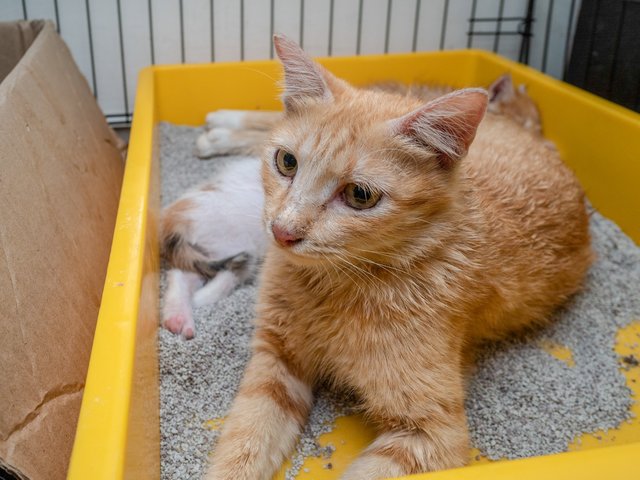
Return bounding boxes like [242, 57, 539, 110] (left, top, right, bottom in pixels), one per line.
[0, 20, 124, 480]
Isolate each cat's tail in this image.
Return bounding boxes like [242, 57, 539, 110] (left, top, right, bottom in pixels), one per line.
[160, 198, 212, 275]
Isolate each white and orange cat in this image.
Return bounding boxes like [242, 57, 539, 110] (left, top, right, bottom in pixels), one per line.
[202, 35, 591, 479]
[160, 157, 265, 339]
[160, 73, 541, 339]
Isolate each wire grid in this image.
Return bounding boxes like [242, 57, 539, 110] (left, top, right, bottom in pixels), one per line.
[0, 0, 581, 126]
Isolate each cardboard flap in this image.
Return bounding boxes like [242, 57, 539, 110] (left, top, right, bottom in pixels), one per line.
[0, 20, 44, 84]
[0, 21, 123, 480]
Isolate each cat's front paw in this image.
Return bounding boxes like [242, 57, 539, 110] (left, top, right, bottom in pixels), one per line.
[339, 455, 405, 480]
[195, 128, 234, 159]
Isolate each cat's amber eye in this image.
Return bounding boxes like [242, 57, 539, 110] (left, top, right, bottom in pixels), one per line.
[344, 183, 381, 209]
[275, 149, 298, 177]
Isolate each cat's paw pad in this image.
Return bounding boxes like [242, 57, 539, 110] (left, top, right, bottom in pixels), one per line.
[195, 128, 233, 158]
[205, 110, 246, 130]
[163, 313, 196, 340]
[163, 313, 185, 333]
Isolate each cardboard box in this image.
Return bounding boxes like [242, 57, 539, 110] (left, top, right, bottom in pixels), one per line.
[0, 20, 123, 480]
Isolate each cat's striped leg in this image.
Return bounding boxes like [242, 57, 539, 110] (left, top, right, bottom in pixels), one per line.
[340, 415, 469, 479]
[205, 328, 313, 480]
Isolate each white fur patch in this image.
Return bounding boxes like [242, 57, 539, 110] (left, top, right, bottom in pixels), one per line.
[205, 109, 247, 130]
[195, 128, 233, 158]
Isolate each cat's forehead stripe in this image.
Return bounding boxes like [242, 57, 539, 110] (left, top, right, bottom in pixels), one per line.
[298, 127, 351, 170]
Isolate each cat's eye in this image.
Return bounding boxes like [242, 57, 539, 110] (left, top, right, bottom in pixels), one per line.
[275, 149, 298, 177]
[344, 183, 381, 209]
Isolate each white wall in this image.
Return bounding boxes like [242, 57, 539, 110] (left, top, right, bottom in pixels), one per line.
[1, 0, 581, 123]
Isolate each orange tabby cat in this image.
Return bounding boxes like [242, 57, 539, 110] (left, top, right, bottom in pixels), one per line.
[205, 35, 592, 480]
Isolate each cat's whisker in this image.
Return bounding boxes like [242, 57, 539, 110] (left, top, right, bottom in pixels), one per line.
[317, 253, 335, 293]
[351, 247, 411, 264]
[334, 261, 372, 294]
[348, 250, 405, 271]
[329, 250, 371, 285]
[238, 67, 280, 84]
[325, 253, 368, 299]
[347, 252, 410, 285]
[362, 261, 420, 294]
[313, 246, 407, 283]
[333, 252, 385, 296]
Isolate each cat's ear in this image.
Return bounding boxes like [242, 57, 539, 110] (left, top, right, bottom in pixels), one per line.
[488, 74, 515, 104]
[389, 88, 488, 169]
[273, 34, 346, 111]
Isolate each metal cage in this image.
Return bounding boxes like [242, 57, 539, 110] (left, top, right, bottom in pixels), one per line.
[0, 0, 582, 125]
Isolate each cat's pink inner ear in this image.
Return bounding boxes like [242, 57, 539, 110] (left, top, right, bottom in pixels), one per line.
[392, 88, 488, 169]
[273, 34, 334, 111]
[488, 74, 515, 103]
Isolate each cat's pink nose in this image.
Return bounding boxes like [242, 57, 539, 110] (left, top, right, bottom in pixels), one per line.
[271, 224, 302, 247]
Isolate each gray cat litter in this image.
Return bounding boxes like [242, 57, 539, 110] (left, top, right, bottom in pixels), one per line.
[158, 123, 640, 479]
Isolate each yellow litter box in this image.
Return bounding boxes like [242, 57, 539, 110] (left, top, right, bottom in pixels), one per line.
[67, 50, 640, 480]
